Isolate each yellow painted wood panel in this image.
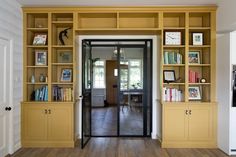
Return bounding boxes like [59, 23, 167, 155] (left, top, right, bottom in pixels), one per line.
[163, 105, 188, 141]
[47, 106, 73, 141]
[188, 105, 213, 141]
[23, 105, 47, 141]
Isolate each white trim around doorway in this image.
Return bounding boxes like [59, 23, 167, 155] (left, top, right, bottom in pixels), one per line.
[75, 35, 161, 140]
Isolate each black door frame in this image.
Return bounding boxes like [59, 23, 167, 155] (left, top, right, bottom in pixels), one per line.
[81, 39, 153, 138]
[81, 40, 93, 148]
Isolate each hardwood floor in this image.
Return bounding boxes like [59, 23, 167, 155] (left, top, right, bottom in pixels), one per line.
[11, 138, 232, 157]
[92, 106, 144, 136]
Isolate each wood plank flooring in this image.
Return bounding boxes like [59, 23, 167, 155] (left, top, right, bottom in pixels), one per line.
[92, 106, 144, 136]
[10, 138, 233, 157]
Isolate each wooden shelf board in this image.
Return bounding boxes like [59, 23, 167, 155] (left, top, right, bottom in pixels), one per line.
[163, 83, 185, 85]
[189, 45, 210, 48]
[163, 64, 185, 67]
[118, 28, 160, 30]
[76, 28, 117, 31]
[27, 82, 48, 85]
[27, 28, 48, 32]
[52, 82, 73, 85]
[52, 63, 73, 65]
[163, 27, 185, 30]
[76, 28, 160, 31]
[27, 45, 48, 48]
[163, 45, 185, 48]
[26, 66, 48, 68]
[189, 27, 211, 30]
[52, 45, 73, 48]
[51, 101, 74, 103]
[52, 21, 73, 24]
[189, 64, 211, 67]
[188, 83, 211, 85]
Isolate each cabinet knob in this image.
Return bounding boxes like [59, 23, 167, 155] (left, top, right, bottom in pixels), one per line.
[185, 110, 188, 115]
[189, 110, 192, 115]
[45, 109, 48, 114]
[48, 109, 51, 114]
[5, 107, 12, 111]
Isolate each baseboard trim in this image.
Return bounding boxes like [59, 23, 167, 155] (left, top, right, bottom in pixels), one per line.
[14, 142, 21, 152]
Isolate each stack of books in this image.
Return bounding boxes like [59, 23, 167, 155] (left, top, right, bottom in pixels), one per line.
[162, 87, 183, 102]
[53, 86, 73, 101]
[33, 86, 48, 101]
[189, 70, 200, 83]
[164, 51, 183, 64]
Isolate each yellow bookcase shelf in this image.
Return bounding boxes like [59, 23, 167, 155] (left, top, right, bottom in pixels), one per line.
[22, 6, 217, 148]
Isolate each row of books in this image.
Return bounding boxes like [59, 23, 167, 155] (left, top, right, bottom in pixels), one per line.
[32, 86, 48, 101]
[164, 51, 183, 64]
[162, 87, 183, 102]
[189, 70, 200, 83]
[53, 86, 73, 101]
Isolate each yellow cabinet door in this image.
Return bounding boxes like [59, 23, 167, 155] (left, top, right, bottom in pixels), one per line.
[163, 105, 188, 141]
[22, 105, 47, 141]
[47, 105, 73, 141]
[188, 105, 213, 141]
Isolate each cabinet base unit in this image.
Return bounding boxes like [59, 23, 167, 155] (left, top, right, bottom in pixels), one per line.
[162, 103, 217, 148]
[21, 102, 74, 148]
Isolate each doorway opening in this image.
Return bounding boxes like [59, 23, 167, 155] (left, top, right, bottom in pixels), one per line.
[81, 39, 153, 147]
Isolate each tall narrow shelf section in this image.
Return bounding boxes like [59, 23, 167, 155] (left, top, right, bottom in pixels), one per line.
[25, 13, 49, 101]
[51, 13, 74, 102]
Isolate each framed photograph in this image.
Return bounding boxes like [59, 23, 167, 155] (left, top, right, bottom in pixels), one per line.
[60, 68, 72, 82]
[165, 31, 181, 45]
[35, 50, 47, 66]
[192, 33, 203, 45]
[33, 34, 47, 45]
[163, 70, 176, 83]
[188, 86, 201, 100]
[188, 51, 200, 64]
[57, 51, 72, 63]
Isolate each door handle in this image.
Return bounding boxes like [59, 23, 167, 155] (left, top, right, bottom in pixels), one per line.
[189, 110, 192, 115]
[48, 109, 51, 114]
[185, 110, 188, 115]
[45, 109, 48, 114]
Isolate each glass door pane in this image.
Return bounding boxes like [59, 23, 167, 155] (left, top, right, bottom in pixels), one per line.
[118, 47, 145, 136]
[81, 40, 92, 148]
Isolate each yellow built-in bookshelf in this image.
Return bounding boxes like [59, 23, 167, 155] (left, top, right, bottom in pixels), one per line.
[22, 6, 217, 148]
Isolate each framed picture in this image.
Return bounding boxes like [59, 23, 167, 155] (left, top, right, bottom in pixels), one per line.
[33, 34, 47, 45]
[188, 86, 201, 100]
[35, 50, 47, 66]
[188, 51, 200, 64]
[165, 31, 181, 45]
[192, 33, 203, 45]
[163, 70, 176, 83]
[57, 51, 72, 63]
[60, 68, 72, 82]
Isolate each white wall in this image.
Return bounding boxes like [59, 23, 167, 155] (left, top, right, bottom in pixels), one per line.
[76, 35, 161, 139]
[217, 0, 236, 33]
[216, 33, 231, 154]
[0, 0, 23, 154]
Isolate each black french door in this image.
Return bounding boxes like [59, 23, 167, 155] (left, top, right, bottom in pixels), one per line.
[81, 40, 92, 148]
[81, 39, 152, 142]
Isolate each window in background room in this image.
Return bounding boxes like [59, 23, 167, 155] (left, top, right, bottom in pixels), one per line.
[93, 60, 105, 88]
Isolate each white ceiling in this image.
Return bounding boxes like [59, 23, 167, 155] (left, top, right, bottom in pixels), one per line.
[16, 0, 218, 6]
